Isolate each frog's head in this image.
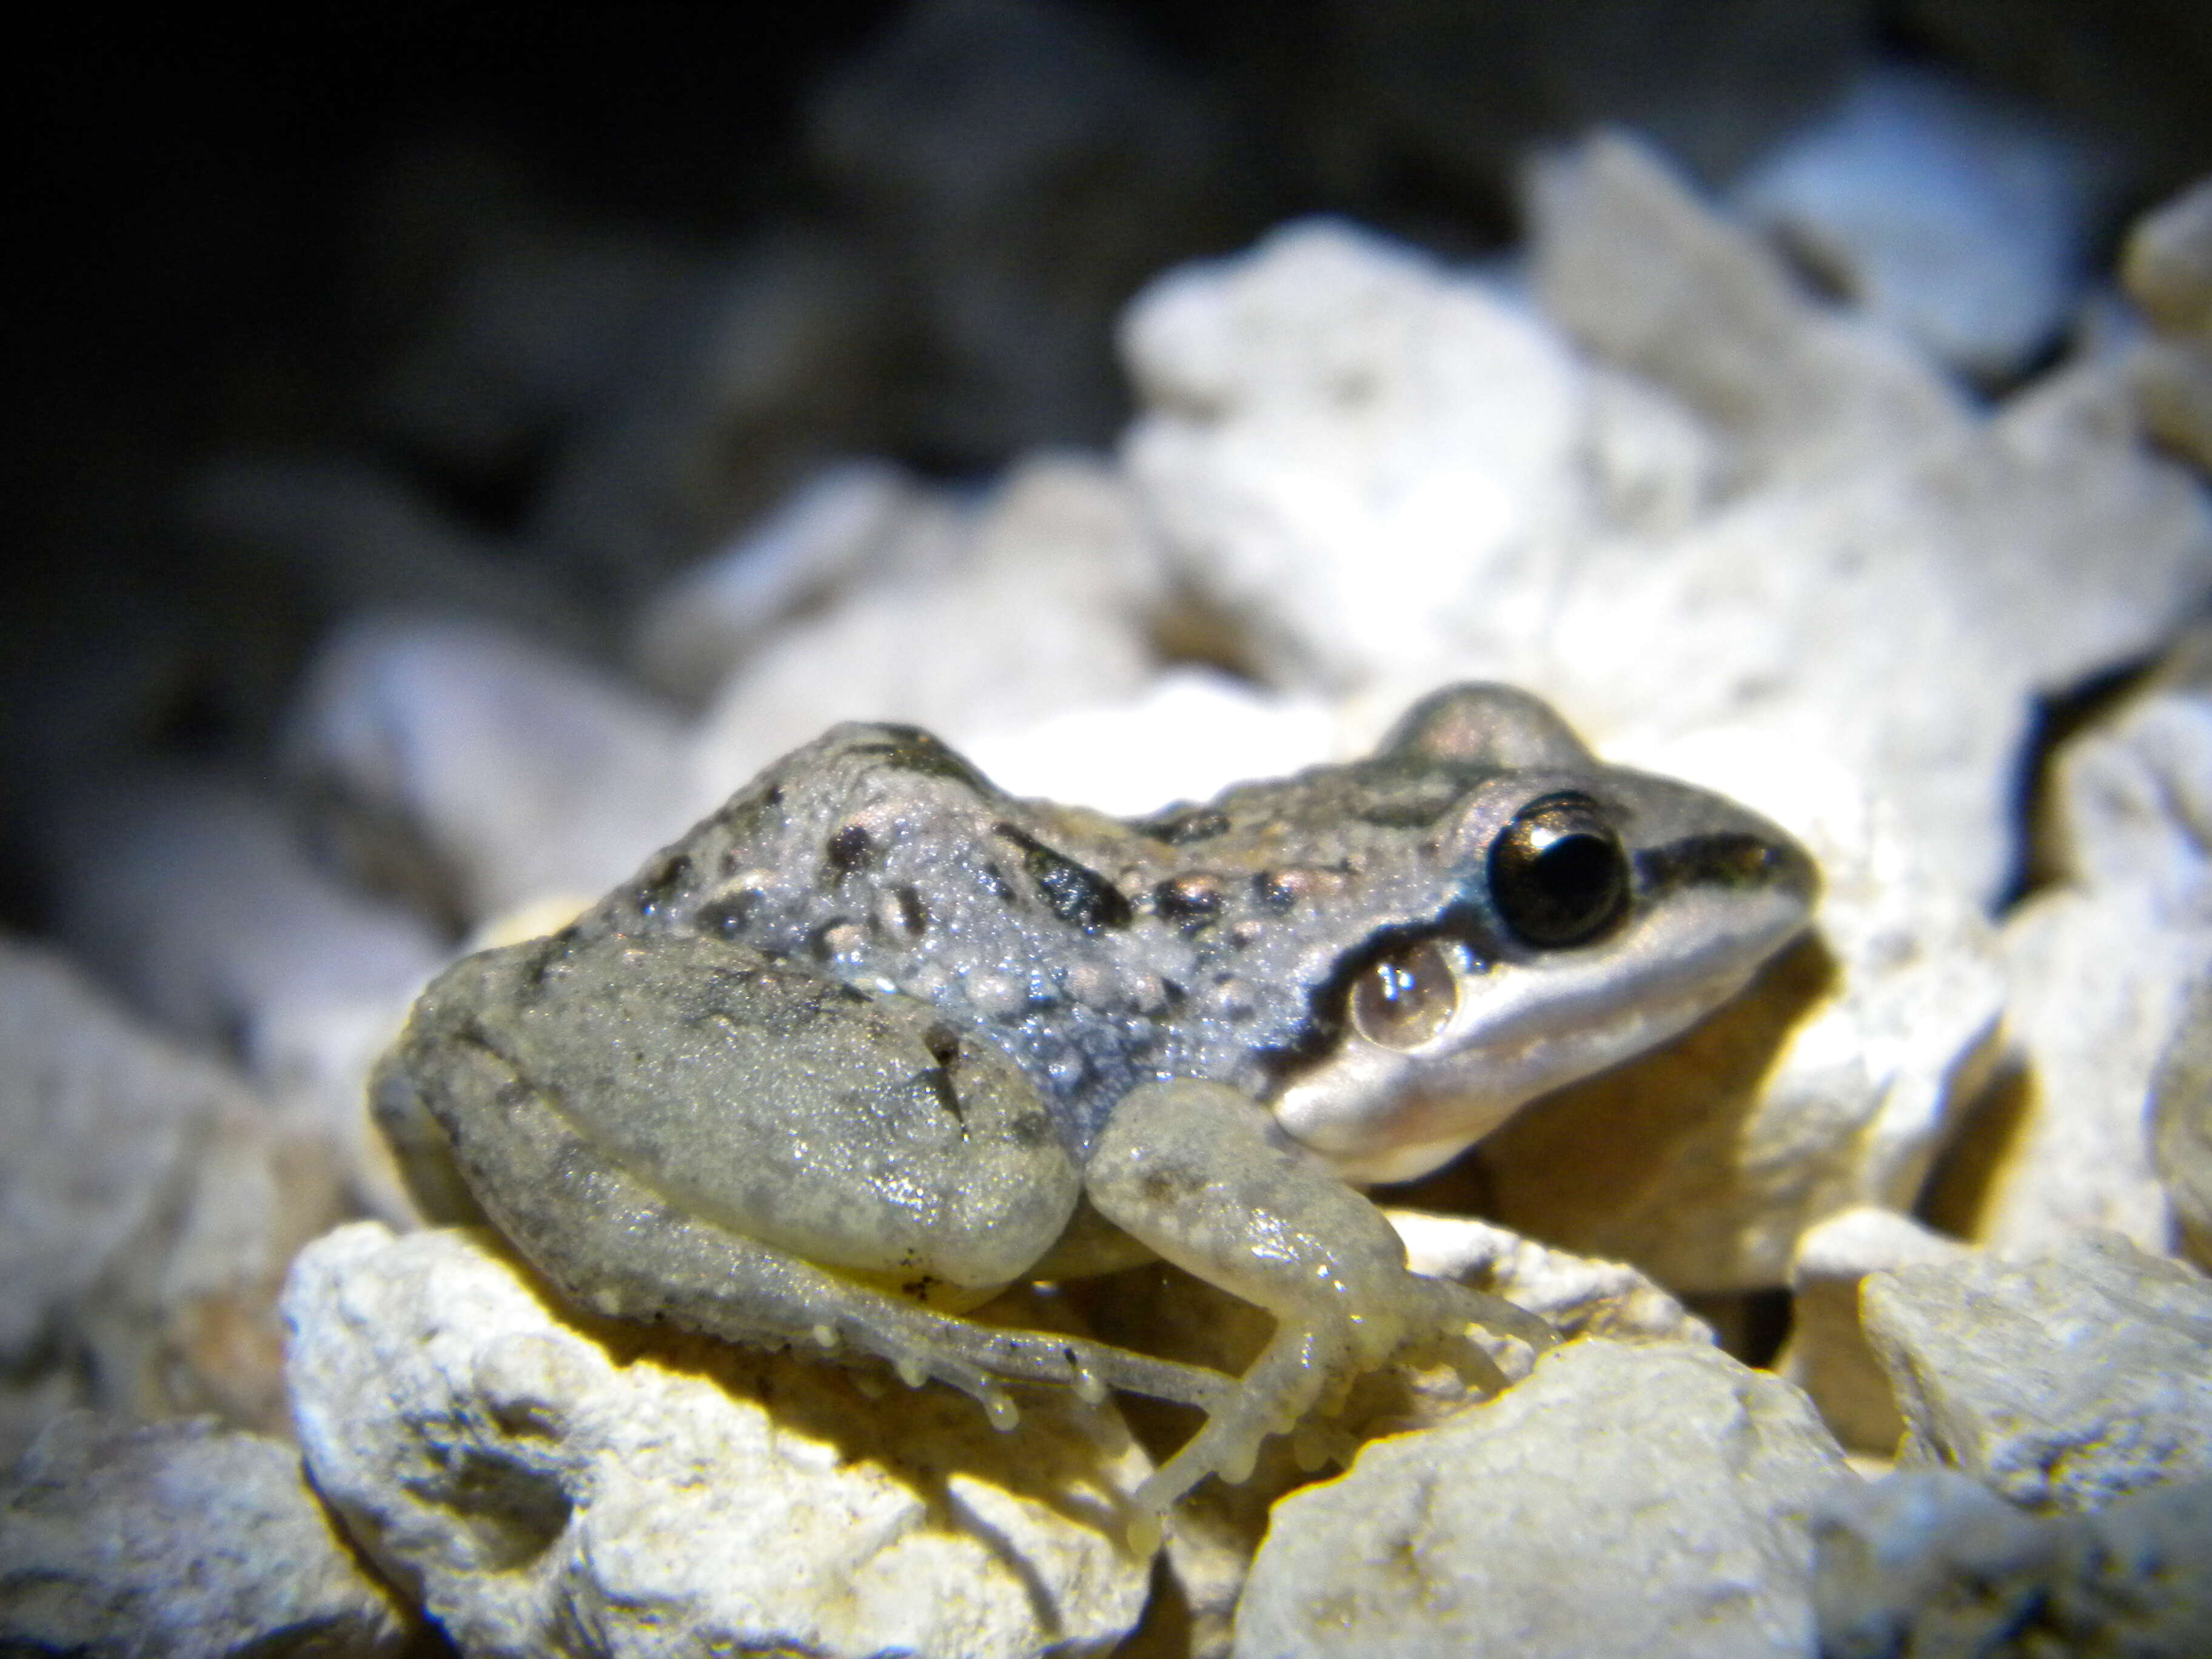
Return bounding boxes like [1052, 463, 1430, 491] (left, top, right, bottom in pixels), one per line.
[1270, 684, 1818, 1184]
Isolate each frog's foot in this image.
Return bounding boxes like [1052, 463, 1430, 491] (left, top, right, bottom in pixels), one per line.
[1085, 1081, 1557, 1514]
[1394, 1272, 1559, 1382]
[447, 1068, 1235, 1427]
[1124, 1275, 1547, 1513]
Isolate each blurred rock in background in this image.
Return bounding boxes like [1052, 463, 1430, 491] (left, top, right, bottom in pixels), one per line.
[4, 6, 2211, 1654]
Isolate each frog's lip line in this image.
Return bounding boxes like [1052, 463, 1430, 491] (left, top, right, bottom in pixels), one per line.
[1269, 895, 1812, 1173]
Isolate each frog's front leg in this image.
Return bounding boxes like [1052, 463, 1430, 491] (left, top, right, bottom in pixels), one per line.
[1084, 1081, 1557, 1512]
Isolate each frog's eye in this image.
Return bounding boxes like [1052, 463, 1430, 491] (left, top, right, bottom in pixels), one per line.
[1489, 793, 1629, 948]
[1349, 939, 1458, 1050]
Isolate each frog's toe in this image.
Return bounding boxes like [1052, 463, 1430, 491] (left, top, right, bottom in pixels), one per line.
[1131, 1329, 1333, 1513]
[873, 1322, 1233, 1425]
[1395, 1274, 1556, 1389]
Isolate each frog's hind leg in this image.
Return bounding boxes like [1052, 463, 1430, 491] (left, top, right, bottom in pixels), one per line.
[441, 1051, 1233, 1424]
[1084, 1081, 1556, 1513]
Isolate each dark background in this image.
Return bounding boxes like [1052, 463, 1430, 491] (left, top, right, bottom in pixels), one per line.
[5, 2, 2209, 931]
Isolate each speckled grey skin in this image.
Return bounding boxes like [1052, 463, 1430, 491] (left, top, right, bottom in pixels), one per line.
[375, 683, 1817, 1512]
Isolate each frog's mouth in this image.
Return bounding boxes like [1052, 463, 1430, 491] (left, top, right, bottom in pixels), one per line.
[1269, 845, 1815, 1185]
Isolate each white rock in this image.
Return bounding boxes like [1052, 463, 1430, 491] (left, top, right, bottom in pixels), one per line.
[1122, 141, 2212, 905]
[2048, 683, 2212, 914]
[1530, 130, 1968, 486]
[688, 452, 1167, 797]
[0, 937, 342, 1439]
[2136, 335, 2212, 474]
[961, 669, 1343, 819]
[1121, 216, 1594, 690]
[1968, 685, 2212, 1254]
[1444, 735, 2005, 1291]
[252, 989, 425, 1225]
[1068, 1216, 1711, 1658]
[1386, 1210, 1714, 1352]
[2153, 976, 2212, 1269]
[1980, 889, 2201, 1253]
[1580, 361, 1733, 534]
[631, 458, 969, 703]
[283, 1222, 1154, 1659]
[1540, 352, 2212, 907]
[1732, 63, 2110, 384]
[0, 1412, 412, 1657]
[1861, 1232, 2212, 1513]
[32, 767, 443, 1057]
[1233, 1339, 1851, 1659]
[1779, 1207, 1969, 1455]
[2123, 175, 2212, 340]
[286, 614, 695, 924]
[1812, 1468, 2212, 1658]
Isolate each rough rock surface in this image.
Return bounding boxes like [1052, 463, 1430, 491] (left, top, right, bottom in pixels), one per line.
[962, 668, 1342, 821]
[2153, 975, 2212, 1269]
[1812, 1469, 2212, 1658]
[629, 457, 969, 704]
[2125, 176, 2212, 473]
[0, 937, 341, 1444]
[1731, 63, 2107, 383]
[1780, 1206, 1969, 1455]
[0, 1412, 412, 1658]
[1232, 1339, 1852, 1659]
[30, 766, 443, 1057]
[1965, 683, 2212, 1255]
[1387, 1210, 1714, 1353]
[1122, 132, 2212, 919]
[1530, 129, 1966, 487]
[283, 1222, 1154, 1659]
[1121, 215, 1594, 692]
[1862, 1232, 2212, 1514]
[285, 613, 695, 925]
[686, 451, 1167, 794]
[1072, 1215, 1712, 1659]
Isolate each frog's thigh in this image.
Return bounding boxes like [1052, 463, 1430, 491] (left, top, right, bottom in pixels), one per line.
[471, 934, 1082, 1293]
[1084, 1081, 1550, 1510]
[429, 1035, 1230, 1419]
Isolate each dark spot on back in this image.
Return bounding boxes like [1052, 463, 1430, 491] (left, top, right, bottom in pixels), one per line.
[1138, 806, 1232, 845]
[826, 822, 876, 873]
[1156, 873, 1224, 922]
[994, 823, 1133, 932]
[850, 729, 995, 793]
[922, 1023, 963, 1070]
[695, 890, 762, 939]
[891, 885, 930, 938]
[632, 852, 693, 919]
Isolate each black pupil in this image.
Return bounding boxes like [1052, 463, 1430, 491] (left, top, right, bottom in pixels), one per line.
[1530, 829, 1612, 897]
[1491, 796, 1627, 947]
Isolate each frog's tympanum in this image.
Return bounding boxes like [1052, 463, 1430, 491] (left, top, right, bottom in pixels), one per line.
[374, 685, 1817, 1512]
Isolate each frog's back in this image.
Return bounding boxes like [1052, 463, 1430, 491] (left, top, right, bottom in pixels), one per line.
[578, 724, 1500, 1148]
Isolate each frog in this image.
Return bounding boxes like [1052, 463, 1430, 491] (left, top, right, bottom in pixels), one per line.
[372, 682, 1817, 1515]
